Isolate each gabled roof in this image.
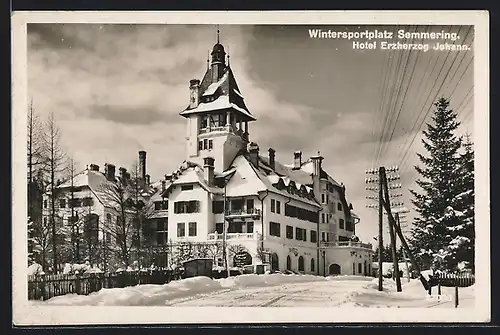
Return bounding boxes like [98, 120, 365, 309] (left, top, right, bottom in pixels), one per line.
[180, 66, 256, 121]
[54, 167, 158, 210]
[225, 154, 321, 208]
[160, 160, 224, 198]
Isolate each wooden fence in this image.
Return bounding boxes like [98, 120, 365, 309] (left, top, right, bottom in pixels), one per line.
[428, 272, 475, 288]
[28, 269, 177, 301]
[28, 268, 245, 301]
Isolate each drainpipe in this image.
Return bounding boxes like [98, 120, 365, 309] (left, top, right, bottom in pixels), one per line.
[315, 207, 322, 276]
[258, 190, 269, 265]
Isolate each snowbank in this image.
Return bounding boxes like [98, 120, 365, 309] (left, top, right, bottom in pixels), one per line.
[63, 262, 102, 275]
[28, 263, 43, 276]
[217, 273, 326, 289]
[43, 276, 223, 306]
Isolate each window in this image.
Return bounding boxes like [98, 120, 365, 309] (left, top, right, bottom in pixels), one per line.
[338, 202, 343, 211]
[155, 200, 168, 210]
[276, 201, 281, 214]
[174, 200, 200, 214]
[246, 222, 254, 233]
[339, 219, 345, 230]
[212, 201, 224, 214]
[321, 194, 325, 204]
[298, 256, 305, 272]
[246, 199, 254, 213]
[43, 200, 47, 208]
[271, 199, 275, 213]
[177, 222, 185, 237]
[286, 225, 293, 239]
[321, 232, 327, 242]
[69, 198, 82, 208]
[215, 222, 224, 234]
[208, 140, 213, 149]
[203, 139, 208, 149]
[156, 219, 168, 245]
[358, 263, 362, 274]
[326, 194, 329, 204]
[321, 213, 325, 223]
[295, 228, 307, 241]
[311, 258, 315, 272]
[310, 230, 317, 243]
[231, 199, 244, 211]
[346, 221, 354, 232]
[188, 222, 197, 236]
[198, 141, 203, 150]
[82, 197, 93, 207]
[106, 213, 112, 226]
[352, 263, 356, 275]
[59, 199, 66, 208]
[105, 232, 112, 244]
[269, 222, 281, 237]
[284, 204, 319, 223]
[43, 217, 47, 225]
[286, 255, 292, 271]
[181, 184, 194, 191]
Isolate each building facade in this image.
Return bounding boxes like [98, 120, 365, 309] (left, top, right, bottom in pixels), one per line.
[146, 38, 373, 276]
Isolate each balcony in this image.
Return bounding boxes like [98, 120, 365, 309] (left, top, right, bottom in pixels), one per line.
[208, 232, 261, 241]
[225, 208, 261, 220]
[320, 241, 373, 250]
[199, 125, 249, 141]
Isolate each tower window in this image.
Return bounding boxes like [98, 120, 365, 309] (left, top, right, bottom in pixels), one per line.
[203, 139, 208, 149]
[338, 202, 343, 211]
[209, 140, 213, 149]
[198, 141, 203, 151]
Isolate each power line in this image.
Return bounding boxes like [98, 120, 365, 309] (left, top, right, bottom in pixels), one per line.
[381, 25, 429, 161]
[398, 26, 472, 171]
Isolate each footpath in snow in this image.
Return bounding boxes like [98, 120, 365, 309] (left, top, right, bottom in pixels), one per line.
[32, 274, 475, 308]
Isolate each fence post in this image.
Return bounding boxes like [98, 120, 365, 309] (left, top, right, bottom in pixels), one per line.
[454, 286, 459, 308]
[40, 272, 46, 301]
[438, 283, 441, 295]
[75, 271, 81, 295]
[428, 284, 432, 296]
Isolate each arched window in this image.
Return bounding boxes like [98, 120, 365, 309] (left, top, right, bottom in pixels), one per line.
[271, 253, 279, 272]
[298, 256, 304, 272]
[286, 255, 291, 271]
[364, 260, 367, 276]
[358, 263, 362, 274]
[310, 258, 315, 273]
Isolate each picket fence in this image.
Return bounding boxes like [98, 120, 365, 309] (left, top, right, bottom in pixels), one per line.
[28, 268, 243, 301]
[428, 272, 475, 288]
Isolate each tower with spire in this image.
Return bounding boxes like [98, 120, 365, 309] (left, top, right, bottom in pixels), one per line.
[180, 27, 256, 173]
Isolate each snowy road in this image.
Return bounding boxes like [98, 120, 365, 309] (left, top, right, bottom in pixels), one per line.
[165, 280, 370, 307]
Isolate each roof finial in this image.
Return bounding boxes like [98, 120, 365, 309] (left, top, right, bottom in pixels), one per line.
[216, 24, 220, 43]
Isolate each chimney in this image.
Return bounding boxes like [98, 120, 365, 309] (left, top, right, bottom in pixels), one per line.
[310, 151, 324, 177]
[268, 148, 276, 170]
[189, 79, 200, 108]
[165, 174, 172, 181]
[293, 151, 302, 169]
[145, 174, 150, 186]
[89, 164, 100, 171]
[248, 142, 260, 167]
[161, 180, 166, 192]
[104, 163, 115, 181]
[119, 167, 128, 183]
[138, 151, 147, 180]
[203, 157, 215, 185]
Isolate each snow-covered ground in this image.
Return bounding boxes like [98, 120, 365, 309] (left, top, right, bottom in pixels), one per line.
[32, 274, 475, 308]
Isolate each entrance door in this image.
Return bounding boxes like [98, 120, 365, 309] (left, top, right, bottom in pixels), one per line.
[329, 263, 341, 275]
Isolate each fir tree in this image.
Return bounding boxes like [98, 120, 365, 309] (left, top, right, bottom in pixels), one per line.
[409, 98, 463, 271]
[444, 134, 475, 271]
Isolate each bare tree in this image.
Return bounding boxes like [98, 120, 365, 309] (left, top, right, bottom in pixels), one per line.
[40, 111, 67, 272]
[98, 175, 138, 268]
[27, 100, 44, 262]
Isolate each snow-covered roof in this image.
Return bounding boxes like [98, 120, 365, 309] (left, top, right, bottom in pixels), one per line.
[180, 66, 256, 121]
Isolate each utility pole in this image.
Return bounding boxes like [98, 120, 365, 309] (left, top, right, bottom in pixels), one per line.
[366, 166, 403, 292]
[395, 211, 411, 283]
[381, 168, 402, 292]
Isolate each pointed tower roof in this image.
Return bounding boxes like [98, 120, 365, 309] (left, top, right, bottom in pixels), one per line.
[180, 39, 256, 121]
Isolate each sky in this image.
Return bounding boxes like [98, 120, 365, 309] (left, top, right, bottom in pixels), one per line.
[27, 24, 474, 243]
